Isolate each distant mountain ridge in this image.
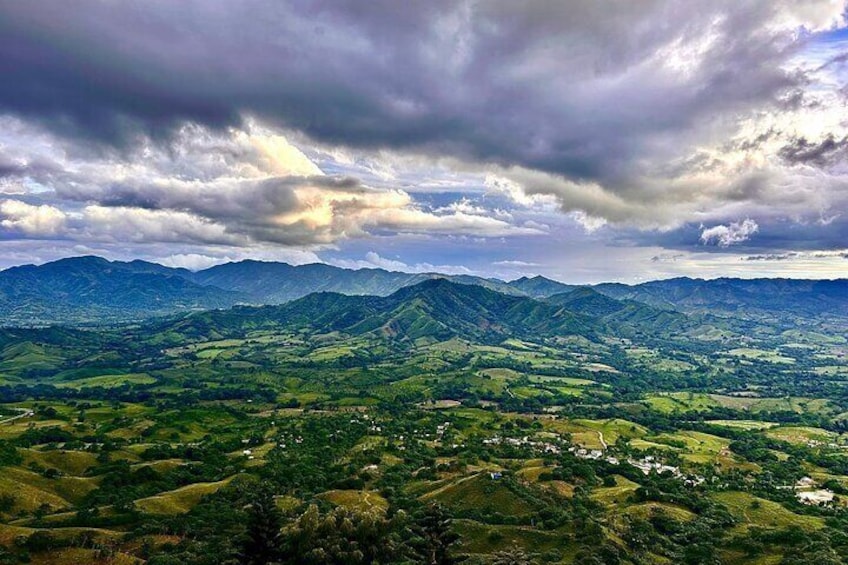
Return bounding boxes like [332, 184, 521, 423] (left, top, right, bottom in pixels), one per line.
[186, 259, 525, 303]
[593, 277, 848, 323]
[0, 256, 243, 326]
[1, 255, 847, 327]
[0, 256, 546, 325]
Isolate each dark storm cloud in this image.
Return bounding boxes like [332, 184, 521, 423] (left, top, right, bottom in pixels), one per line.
[0, 153, 59, 179]
[86, 176, 359, 219]
[0, 0, 831, 185]
[779, 134, 848, 166]
[0, 156, 27, 178]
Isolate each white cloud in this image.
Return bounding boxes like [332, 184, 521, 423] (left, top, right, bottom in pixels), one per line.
[363, 251, 410, 271]
[332, 252, 473, 275]
[0, 199, 66, 236]
[0, 118, 540, 249]
[81, 206, 242, 245]
[435, 198, 488, 216]
[700, 218, 760, 247]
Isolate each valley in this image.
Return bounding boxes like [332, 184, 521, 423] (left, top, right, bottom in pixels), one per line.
[0, 262, 847, 563]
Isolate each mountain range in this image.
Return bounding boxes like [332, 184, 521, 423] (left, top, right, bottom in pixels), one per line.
[154, 278, 600, 345]
[1, 255, 846, 328]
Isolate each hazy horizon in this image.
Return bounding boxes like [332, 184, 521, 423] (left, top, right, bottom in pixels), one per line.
[2, 253, 847, 286]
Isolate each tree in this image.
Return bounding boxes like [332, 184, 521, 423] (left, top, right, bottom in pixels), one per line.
[279, 504, 410, 564]
[409, 504, 464, 565]
[242, 490, 283, 565]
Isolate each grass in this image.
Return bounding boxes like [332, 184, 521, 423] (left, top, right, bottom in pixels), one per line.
[479, 368, 597, 393]
[717, 549, 785, 565]
[629, 438, 677, 451]
[0, 419, 73, 441]
[569, 418, 648, 445]
[590, 475, 640, 505]
[644, 392, 833, 415]
[510, 386, 552, 399]
[627, 348, 695, 372]
[420, 474, 535, 517]
[131, 459, 188, 474]
[652, 430, 729, 453]
[6, 467, 98, 506]
[814, 365, 848, 377]
[478, 368, 523, 381]
[0, 523, 33, 545]
[20, 449, 100, 476]
[765, 426, 838, 445]
[0, 470, 73, 514]
[583, 362, 620, 373]
[30, 547, 140, 565]
[135, 477, 233, 515]
[644, 392, 718, 413]
[452, 519, 571, 555]
[621, 501, 696, 522]
[727, 348, 795, 364]
[705, 420, 778, 431]
[0, 341, 64, 373]
[527, 375, 597, 386]
[54, 373, 156, 389]
[712, 491, 824, 533]
[516, 464, 550, 482]
[317, 490, 389, 513]
[541, 481, 575, 498]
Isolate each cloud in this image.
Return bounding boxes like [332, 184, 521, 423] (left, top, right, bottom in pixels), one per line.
[700, 218, 759, 247]
[740, 249, 848, 262]
[434, 197, 488, 216]
[0, 1, 847, 279]
[0, 199, 66, 236]
[0, 2, 842, 177]
[157, 247, 322, 271]
[779, 134, 848, 166]
[332, 251, 472, 275]
[650, 253, 685, 263]
[158, 254, 231, 271]
[80, 205, 241, 245]
[0, 118, 539, 248]
[741, 252, 798, 261]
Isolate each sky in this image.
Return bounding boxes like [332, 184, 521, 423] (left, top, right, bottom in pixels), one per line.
[0, 1, 847, 283]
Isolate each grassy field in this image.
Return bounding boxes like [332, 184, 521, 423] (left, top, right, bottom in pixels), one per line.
[54, 373, 156, 389]
[765, 426, 840, 445]
[420, 474, 536, 517]
[644, 392, 833, 415]
[705, 420, 778, 431]
[711, 491, 825, 533]
[726, 348, 795, 364]
[590, 475, 641, 505]
[317, 490, 389, 514]
[452, 519, 571, 555]
[135, 478, 234, 515]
